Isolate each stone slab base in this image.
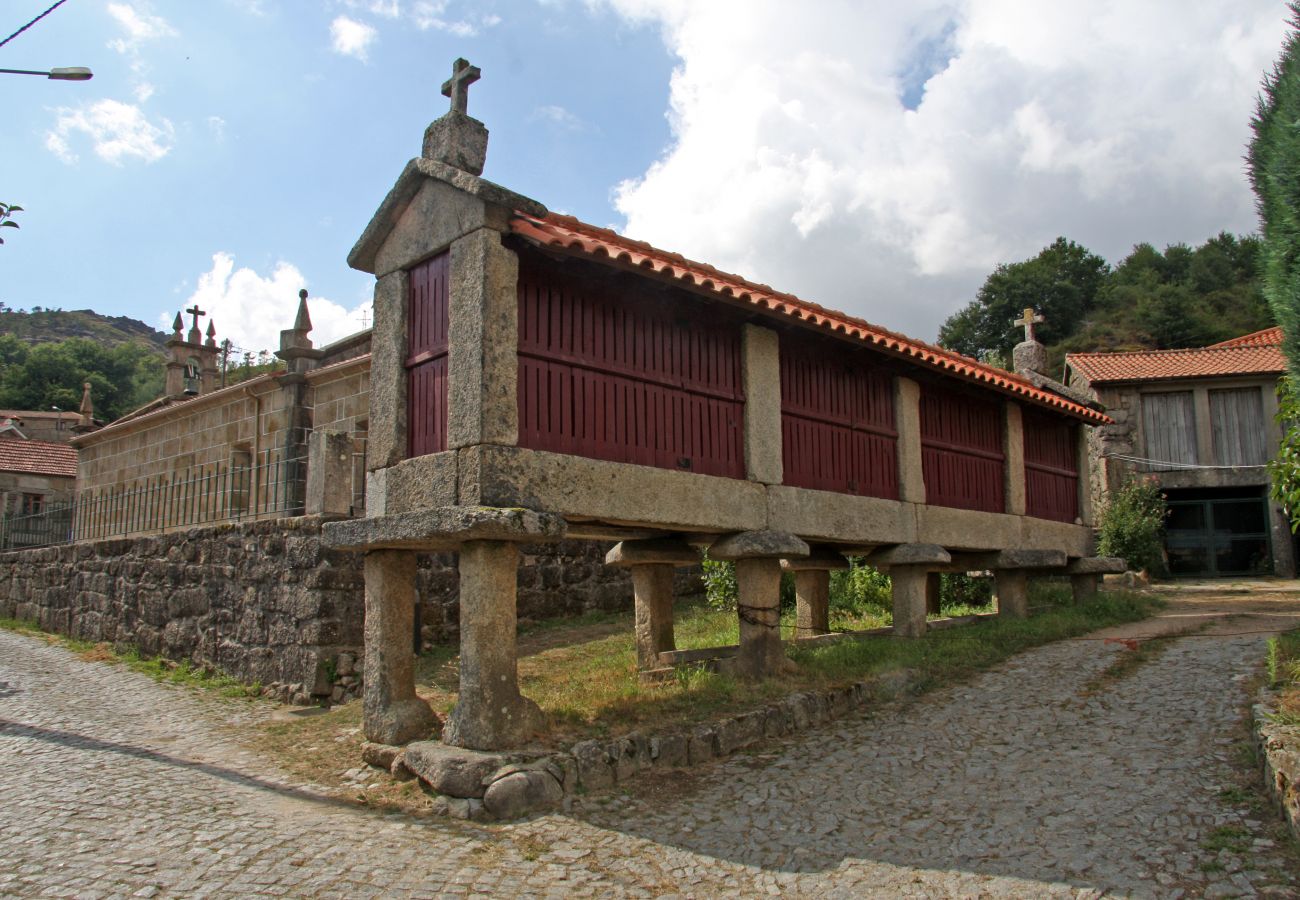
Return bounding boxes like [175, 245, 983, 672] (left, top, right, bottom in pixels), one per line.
[361, 662, 929, 820]
[1254, 692, 1300, 842]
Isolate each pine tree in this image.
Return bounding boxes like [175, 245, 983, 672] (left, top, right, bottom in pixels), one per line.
[1249, 1, 1300, 377]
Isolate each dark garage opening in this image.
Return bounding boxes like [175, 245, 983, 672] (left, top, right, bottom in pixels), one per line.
[1163, 486, 1272, 577]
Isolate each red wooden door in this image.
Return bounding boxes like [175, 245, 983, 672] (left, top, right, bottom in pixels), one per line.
[780, 336, 898, 498]
[920, 383, 1005, 513]
[1023, 408, 1079, 522]
[516, 257, 745, 478]
[406, 252, 450, 458]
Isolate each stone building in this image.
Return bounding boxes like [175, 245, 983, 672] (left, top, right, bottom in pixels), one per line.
[0, 435, 77, 548]
[321, 59, 1119, 753]
[1067, 327, 1295, 577]
[0, 409, 83, 443]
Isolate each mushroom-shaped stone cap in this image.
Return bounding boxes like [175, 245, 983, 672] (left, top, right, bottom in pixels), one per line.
[1065, 556, 1127, 575]
[867, 543, 951, 568]
[781, 548, 851, 571]
[605, 538, 700, 568]
[707, 530, 809, 562]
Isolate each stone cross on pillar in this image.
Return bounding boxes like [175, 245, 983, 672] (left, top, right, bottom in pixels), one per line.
[441, 58, 480, 115]
[186, 304, 206, 343]
[1011, 307, 1048, 376]
[424, 58, 489, 175]
[1013, 307, 1044, 344]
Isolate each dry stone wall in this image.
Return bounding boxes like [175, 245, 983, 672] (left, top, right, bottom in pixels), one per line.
[0, 517, 699, 702]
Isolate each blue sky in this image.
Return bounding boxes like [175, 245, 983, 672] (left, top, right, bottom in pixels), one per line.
[0, 1, 1291, 357]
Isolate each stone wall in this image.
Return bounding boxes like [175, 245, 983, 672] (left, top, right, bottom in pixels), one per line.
[0, 516, 699, 701]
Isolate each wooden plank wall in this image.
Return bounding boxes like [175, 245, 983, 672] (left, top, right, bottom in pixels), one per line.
[779, 335, 898, 498]
[515, 259, 746, 478]
[920, 383, 1005, 513]
[1023, 409, 1079, 523]
[1209, 388, 1267, 466]
[1140, 391, 1196, 470]
[406, 252, 450, 458]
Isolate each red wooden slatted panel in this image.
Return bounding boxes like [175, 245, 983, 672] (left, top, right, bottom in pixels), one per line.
[406, 252, 450, 458]
[920, 383, 1005, 513]
[779, 336, 898, 498]
[517, 257, 745, 478]
[1023, 408, 1079, 523]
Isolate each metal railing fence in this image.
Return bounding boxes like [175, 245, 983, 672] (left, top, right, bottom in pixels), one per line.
[0, 449, 308, 551]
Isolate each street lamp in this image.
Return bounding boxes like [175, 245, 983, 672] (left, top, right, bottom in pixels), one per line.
[0, 66, 92, 81]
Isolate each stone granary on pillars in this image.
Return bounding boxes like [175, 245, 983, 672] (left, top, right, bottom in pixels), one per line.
[324, 59, 1121, 752]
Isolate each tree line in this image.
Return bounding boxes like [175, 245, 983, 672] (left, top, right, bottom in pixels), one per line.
[937, 232, 1271, 376]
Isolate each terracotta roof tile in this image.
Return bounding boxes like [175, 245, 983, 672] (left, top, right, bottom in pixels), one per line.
[0, 438, 77, 478]
[1207, 326, 1283, 348]
[510, 212, 1109, 425]
[1066, 343, 1286, 385]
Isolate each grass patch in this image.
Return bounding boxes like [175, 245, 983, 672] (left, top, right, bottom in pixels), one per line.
[1201, 825, 1252, 854]
[1266, 627, 1300, 726]
[0, 615, 260, 699]
[1080, 623, 1209, 695]
[415, 588, 1158, 745]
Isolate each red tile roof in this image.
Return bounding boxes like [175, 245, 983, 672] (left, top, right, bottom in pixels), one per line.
[1207, 326, 1283, 348]
[510, 212, 1110, 425]
[1066, 341, 1287, 385]
[0, 438, 77, 478]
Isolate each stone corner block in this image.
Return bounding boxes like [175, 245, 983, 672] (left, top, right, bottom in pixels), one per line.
[401, 742, 512, 799]
[708, 530, 809, 562]
[422, 111, 488, 176]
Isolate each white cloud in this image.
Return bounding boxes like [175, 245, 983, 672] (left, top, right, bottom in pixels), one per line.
[330, 15, 377, 60]
[133, 81, 155, 103]
[410, 0, 494, 35]
[529, 104, 588, 131]
[207, 116, 227, 140]
[594, 0, 1290, 341]
[166, 253, 370, 355]
[45, 100, 175, 165]
[106, 2, 177, 53]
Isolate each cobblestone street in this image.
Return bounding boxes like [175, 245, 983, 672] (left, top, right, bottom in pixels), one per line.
[2, 594, 1298, 898]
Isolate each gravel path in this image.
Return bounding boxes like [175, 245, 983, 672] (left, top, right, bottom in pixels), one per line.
[2, 595, 1298, 898]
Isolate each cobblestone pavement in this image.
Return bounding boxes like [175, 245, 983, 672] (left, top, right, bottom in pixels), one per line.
[3, 598, 1299, 898]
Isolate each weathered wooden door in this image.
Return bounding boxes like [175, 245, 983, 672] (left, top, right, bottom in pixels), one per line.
[406, 252, 450, 458]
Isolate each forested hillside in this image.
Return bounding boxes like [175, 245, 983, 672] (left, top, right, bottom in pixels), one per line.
[0, 307, 167, 422]
[937, 233, 1271, 377]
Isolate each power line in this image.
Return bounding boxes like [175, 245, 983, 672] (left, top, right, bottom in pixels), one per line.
[0, 0, 70, 52]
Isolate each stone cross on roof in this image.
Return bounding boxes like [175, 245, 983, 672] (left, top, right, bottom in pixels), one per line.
[1013, 307, 1045, 344]
[441, 58, 480, 115]
[186, 304, 206, 333]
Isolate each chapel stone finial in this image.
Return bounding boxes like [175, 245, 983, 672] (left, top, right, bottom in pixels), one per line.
[171, 312, 183, 337]
[205, 319, 217, 348]
[294, 289, 312, 332]
[1012, 307, 1048, 376]
[441, 57, 481, 116]
[423, 58, 489, 176]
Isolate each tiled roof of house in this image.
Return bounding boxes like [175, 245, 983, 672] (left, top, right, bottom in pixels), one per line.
[0, 437, 77, 478]
[1207, 326, 1283, 348]
[510, 212, 1110, 425]
[1066, 335, 1287, 386]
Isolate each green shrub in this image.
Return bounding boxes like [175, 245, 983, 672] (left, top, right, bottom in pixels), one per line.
[829, 559, 891, 615]
[941, 572, 992, 607]
[1097, 476, 1166, 574]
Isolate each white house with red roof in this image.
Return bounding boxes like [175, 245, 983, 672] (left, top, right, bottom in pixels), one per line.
[1066, 327, 1293, 577]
